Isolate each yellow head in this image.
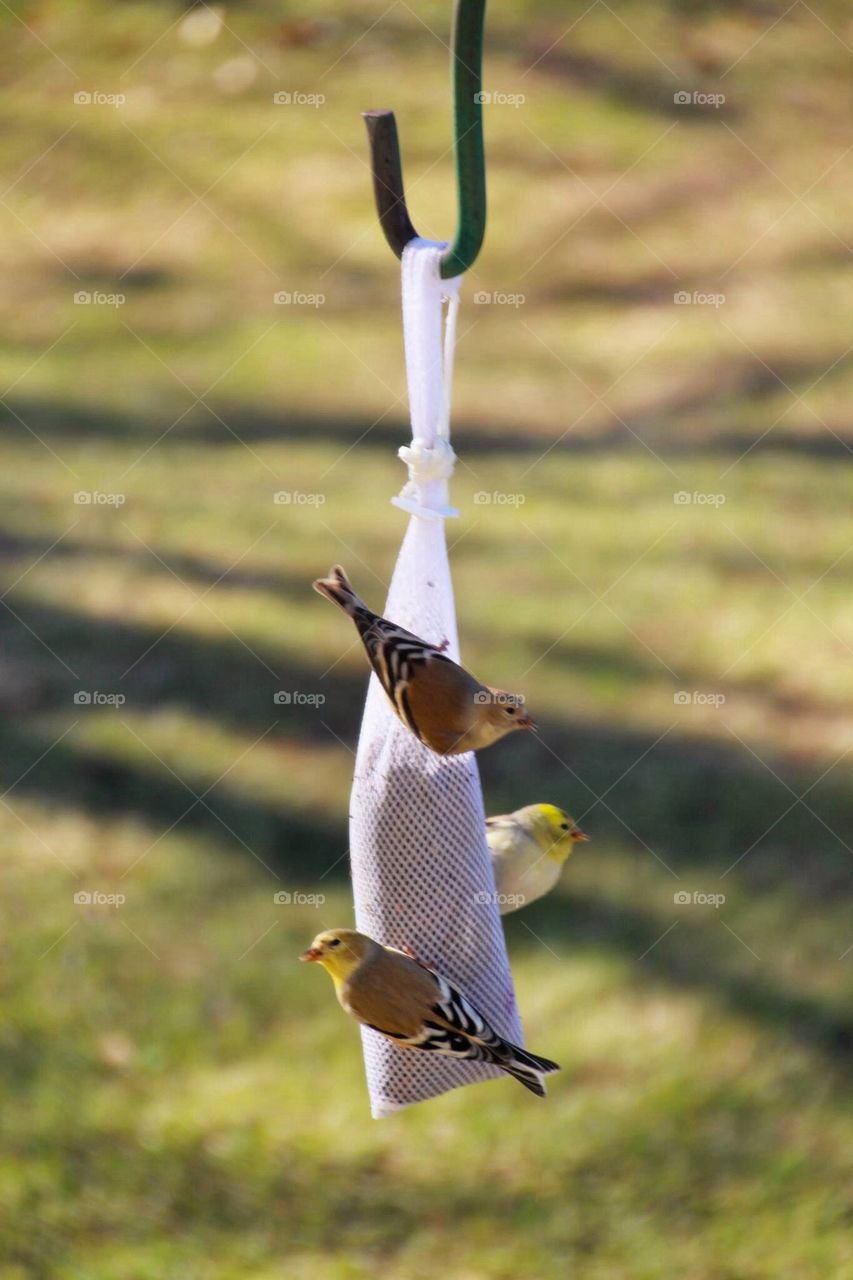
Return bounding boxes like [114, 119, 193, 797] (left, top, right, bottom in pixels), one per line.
[524, 803, 589, 863]
[300, 928, 372, 985]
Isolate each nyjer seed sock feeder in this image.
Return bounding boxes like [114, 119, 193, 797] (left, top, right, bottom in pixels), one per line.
[350, 244, 524, 1115]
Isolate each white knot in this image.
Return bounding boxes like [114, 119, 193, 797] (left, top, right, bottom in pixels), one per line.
[391, 437, 458, 521]
[398, 436, 456, 482]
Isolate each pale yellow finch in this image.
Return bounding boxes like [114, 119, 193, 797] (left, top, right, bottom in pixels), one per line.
[301, 928, 560, 1096]
[312, 565, 535, 755]
[486, 803, 589, 914]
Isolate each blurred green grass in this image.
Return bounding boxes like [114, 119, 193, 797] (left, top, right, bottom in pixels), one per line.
[2, 1, 853, 1276]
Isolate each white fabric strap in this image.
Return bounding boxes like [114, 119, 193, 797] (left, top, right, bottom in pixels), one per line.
[391, 239, 462, 521]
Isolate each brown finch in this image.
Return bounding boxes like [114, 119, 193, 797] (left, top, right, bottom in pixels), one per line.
[301, 928, 560, 1096]
[312, 565, 535, 755]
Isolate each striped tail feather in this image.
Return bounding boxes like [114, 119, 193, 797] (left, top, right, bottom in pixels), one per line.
[502, 1061, 549, 1097]
[313, 566, 437, 712]
[312, 565, 384, 644]
[496, 1042, 561, 1096]
[424, 975, 561, 1096]
[386, 1017, 560, 1097]
[312, 564, 367, 617]
[505, 1043, 561, 1076]
[430, 975, 561, 1081]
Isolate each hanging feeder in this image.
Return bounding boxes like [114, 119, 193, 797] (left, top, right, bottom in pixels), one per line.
[345, 0, 532, 1116]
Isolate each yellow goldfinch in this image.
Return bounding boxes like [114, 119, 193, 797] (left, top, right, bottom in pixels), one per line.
[313, 565, 535, 755]
[486, 803, 589, 914]
[301, 928, 560, 1096]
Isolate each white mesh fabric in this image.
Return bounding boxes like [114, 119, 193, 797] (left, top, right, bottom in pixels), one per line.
[348, 241, 523, 1117]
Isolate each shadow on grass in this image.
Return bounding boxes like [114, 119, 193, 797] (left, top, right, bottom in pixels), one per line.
[527, 41, 735, 120]
[510, 889, 853, 1065]
[4, 1073, 841, 1278]
[2, 594, 852, 888]
[4, 1062, 848, 1278]
[0, 1124, 669, 1273]
[2, 388, 853, 460]
[482, 714, 853, 898]
[2, 591, 853, 1067]
[0, 524, 316, 601]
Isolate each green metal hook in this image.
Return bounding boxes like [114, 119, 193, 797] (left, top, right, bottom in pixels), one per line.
[362, 0, 487, 279]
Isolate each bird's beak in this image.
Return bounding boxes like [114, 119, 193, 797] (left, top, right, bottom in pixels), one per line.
[570, 827, 589, 842]
[300, 946, 322, 962]
[518, 712, 537, 731]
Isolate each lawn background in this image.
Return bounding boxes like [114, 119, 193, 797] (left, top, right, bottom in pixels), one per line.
[1, 2, 853, 1276]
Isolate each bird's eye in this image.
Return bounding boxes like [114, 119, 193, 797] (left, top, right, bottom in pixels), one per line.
[560, 822, 569, 831]
[506, 706, 516, 715]
[328, 938, 341, 948]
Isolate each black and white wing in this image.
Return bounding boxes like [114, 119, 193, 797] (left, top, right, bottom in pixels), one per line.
[375, 969, 560, 1097]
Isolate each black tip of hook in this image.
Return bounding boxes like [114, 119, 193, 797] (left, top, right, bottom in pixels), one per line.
[362, 110, 418, 261]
